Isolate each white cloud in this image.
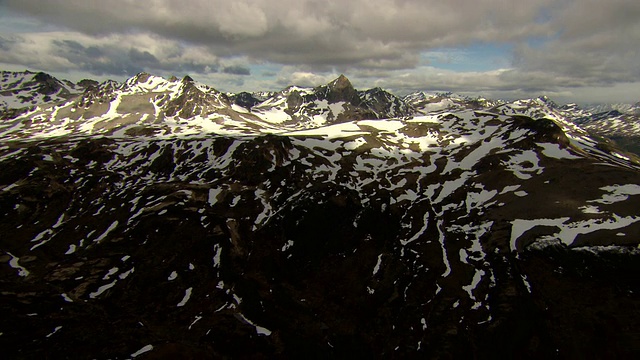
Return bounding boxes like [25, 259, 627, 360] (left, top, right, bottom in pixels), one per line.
[278, 70, 340, 88]
[214, 2, 269, 37]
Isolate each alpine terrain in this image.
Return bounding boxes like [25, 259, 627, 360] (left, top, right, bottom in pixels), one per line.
[1, 71, 639, 359]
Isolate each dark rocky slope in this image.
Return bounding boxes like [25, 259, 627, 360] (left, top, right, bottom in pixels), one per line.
[1, 106, 639, 358]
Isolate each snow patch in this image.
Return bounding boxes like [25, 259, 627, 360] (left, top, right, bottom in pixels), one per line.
[131, 344, 154, 358]
[580, 205, 603, 214]
[65, 244, 76, 255]
[6, 252, 30, 277]
[372, 254, 383, 275]
[89, 280, 118, 298]
[281, 240, 294, 252]
[208, 188, 222, 205]
[462, 269, 485, 300]
[538, 143, 581, 159]
[212, 244, 222, 268]
[45, 326, 62, 338]
[511, 215, 640, 250]
[93, 220, 119, 243]
[188, 315, 203, 330]
[590, 184, 640, 205]
[177, 287, 193, 307]
[237, 313, 272, 336]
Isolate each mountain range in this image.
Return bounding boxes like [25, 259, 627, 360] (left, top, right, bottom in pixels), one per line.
[1, 70, 639, 358]
[1, 70, 639, 157]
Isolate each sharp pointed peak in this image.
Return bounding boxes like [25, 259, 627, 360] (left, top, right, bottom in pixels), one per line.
[328, 74, 353, 89]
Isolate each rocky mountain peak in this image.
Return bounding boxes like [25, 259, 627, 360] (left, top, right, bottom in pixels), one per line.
[30, 72, 62, 95]
[536, 95, 558, 108]
[32, 71, 56, 84]
[76, 79, 99, 89]
[328, 74, 353, 91]
[320, 74, 358, 104]
[130, 72, 152, 84]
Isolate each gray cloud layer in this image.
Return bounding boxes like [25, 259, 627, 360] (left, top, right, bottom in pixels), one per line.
[3, 0, 556, 68]
[1, 0, 639, 103]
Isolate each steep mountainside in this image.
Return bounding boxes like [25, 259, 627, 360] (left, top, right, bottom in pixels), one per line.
[1, 71, 640, 359]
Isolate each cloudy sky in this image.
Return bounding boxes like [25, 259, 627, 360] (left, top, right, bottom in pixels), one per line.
[1, 0, 639, 104]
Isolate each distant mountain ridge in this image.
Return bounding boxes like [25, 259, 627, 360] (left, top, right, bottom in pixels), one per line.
[1, 69, 638, 147]
[4, 69, 637, 156]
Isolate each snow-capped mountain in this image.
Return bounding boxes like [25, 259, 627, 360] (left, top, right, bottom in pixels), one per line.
[0, 73, 412, 139]
[404, 91, 506, 113]
[1, 71, 640, 358]
[235, 74, 412, 127]
[572, 105, 640, 155]
[585, 102, 640, 116]
[1, 70, 638, 157]
[0, 70, 95, 116]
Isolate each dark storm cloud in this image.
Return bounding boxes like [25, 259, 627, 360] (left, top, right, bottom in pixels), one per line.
[0, 31, 222, 78]
[53, 39, 104, 58]
[175, 62, 213, 74]
[222, 65, 251, 76]
[128, 48, 160, 66]
[50, 39, 151, 76]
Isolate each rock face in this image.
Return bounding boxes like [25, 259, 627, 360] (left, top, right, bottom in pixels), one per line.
[1, 71, 640, 359]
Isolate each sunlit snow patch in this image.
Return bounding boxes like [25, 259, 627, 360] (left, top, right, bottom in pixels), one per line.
[537, 143, 581, 159]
